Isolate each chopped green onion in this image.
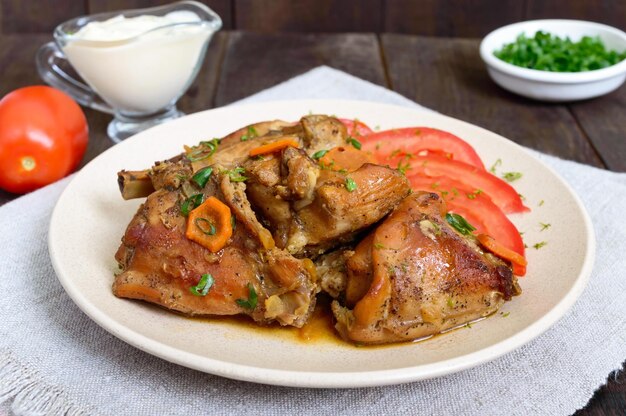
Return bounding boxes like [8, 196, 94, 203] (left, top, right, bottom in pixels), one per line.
[346, 137, 362, 150]
[445, 212, 476, 235]
[191, 167, 213, 188]
[345, 177, 357, 192]
[225, 167, 247, 182]
[231, 215, 236, 231]
[181, 194, 204, 216]
[240, 126, 258, 142]
[190, 273, 214, 296]
[186, 139, 220, 162]
[312, 149, 328, 159]
[533, 241, 548, 250]
[235, 283, 258, 309]
[195, 218, 216, 235]
[539, 222, 551, 231]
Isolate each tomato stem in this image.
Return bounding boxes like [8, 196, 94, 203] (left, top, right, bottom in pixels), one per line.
[20, 156, 36, 171]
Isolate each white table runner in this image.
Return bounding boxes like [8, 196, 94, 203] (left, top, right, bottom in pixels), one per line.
[1, 66, 624, 416]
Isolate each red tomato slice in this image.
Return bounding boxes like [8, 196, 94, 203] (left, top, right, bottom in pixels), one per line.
[403, 154, 529, 214]
[338, 118, 374, 137]
[361, 127, 485, 170]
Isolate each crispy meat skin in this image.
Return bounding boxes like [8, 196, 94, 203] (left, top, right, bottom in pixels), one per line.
[332, 192, 520, 344]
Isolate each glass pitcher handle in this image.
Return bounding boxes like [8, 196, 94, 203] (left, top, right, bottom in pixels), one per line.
[35, 41, 114, 114]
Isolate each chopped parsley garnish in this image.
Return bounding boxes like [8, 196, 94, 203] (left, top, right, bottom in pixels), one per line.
[231, 215, 237, 231]
[191, 167, 213, 188]
[466, 189, 483, 199]
[500, 312, 510, 318]
[190, 273, 214, 296]
[538, 200, 545, 207]
[502, 171, 523, 182]
[181, 194, 204, 216]
[312, 149, 328, 159]
[533, 241, 548, 249]
[447, 298, 455, 308]
[539, 222, 551, 231]
[397, 162, 411, 175]
[494, 31, 626, 72]
[346, 136, 362, 150]
[236, 283, 258, 310]
[194, 217, 216, 235]
[345, 177, 357, 192]
[490, 158, 502, 174]
[445, 212, 476, 235]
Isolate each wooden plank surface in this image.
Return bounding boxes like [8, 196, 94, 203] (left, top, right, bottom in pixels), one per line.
[384, 0, 524, 37]
[526, 0, 626, 32]
[1, 0, 86, 33]
[568, 87, 626, 172]
[381, 33, 606, 167]
[234, 0, 382, 33]
[215, 31, 386, 105]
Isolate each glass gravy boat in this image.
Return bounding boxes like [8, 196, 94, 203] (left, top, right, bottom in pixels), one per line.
[36, 1, 222, 142]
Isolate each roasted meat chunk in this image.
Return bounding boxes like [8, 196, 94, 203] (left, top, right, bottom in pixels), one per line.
[245, 148, 411, 257]
[113, 172, 318, 327]
[331, 192, 521, 344]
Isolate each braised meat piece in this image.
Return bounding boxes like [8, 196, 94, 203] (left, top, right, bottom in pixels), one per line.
[245, 147, 411, 257]
[113, 171, 318, 327]
[331, 192, 521, 344]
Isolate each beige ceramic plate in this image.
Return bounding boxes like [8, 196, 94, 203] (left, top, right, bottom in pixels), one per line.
[49, 100, 595, 388]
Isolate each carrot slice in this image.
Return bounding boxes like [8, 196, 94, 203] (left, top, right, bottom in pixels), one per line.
[319, 146, 376, 172]
[477, 234, 528, 275]
[186, 196, 233, 252]
[249, 138, 299, 157]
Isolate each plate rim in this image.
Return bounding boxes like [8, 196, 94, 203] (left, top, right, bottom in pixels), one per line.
[48, 99, 596, 388]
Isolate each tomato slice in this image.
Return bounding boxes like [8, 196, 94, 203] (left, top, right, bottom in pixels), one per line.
[361, 127, 485, 170]
[402, 154, 528, 214]
[338, 118, 374, 137]
[409, 175, 526, 276]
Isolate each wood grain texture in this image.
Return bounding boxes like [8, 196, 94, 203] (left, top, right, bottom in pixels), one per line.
[568, 84, 626, 172]
[384, 0, 524, 37]
[214, 31, 386, 105]
[87, 0, 233, 29]
[234, 0, 382, 33]
[1, 0, 86, 33]
[575, 364, 626, 416]
[526, 0, 626, 32]
[381, 33, 604, 166]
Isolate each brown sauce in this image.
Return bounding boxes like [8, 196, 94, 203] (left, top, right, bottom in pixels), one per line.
[191, 294, 346, 345]
[188, 295, 493, 348]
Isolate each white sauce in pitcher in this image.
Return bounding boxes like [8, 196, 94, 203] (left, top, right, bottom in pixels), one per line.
[63, 12, 211, 113]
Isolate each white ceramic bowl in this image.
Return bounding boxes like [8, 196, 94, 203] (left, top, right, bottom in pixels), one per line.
[480, 19, 626, 101]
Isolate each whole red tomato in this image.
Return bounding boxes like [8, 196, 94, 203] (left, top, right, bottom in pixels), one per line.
[0, 86, 88, 193]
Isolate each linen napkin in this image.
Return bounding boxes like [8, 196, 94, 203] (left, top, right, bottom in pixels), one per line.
[1, 66, 624, 416]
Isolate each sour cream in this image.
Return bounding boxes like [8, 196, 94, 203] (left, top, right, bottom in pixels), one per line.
[62, 12, 212, 114]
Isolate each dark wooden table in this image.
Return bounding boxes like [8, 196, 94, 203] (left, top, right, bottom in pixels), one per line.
[1, 31, 624, 414]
